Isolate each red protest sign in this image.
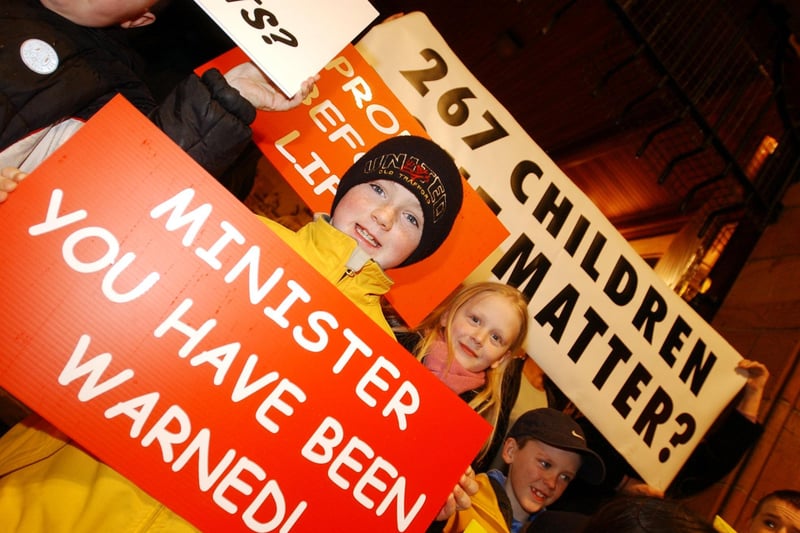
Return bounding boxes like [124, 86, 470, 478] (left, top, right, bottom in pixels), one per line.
[0, 96, 491, 533]
[199, 46, 509, 327]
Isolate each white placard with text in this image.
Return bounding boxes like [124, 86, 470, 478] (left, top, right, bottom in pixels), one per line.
[193, 0, 378, 96]
[357, 12, 747, 491]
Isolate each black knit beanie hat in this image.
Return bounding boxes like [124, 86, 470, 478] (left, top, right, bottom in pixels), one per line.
[331, 135, 463, 267]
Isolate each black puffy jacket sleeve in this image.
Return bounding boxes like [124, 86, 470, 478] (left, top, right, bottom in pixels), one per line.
[149, 68, 257, 180]
[666, 410, 763, 498]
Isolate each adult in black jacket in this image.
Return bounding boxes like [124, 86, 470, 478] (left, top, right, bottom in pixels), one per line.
[0, 0, 315, 198]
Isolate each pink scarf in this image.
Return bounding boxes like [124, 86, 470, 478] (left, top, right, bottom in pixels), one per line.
[423, 336, 486, 395]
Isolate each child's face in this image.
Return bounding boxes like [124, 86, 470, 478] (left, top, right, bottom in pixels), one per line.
[749, 498, 800, 533]
[501, 438, 581, 518]
[330, 179, 423, 270]
[41, 0, 156, 27]
[443, 292, 520, 372]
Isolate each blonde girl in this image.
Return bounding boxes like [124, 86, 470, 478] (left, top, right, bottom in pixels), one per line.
[405, 281, 529, 465]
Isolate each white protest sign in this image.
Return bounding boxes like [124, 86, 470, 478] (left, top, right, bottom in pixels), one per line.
[192, 0, 378, 96]
[356, 12, 747, 490]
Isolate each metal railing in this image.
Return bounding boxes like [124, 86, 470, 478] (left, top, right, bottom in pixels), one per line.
[594, 0, 800, 319]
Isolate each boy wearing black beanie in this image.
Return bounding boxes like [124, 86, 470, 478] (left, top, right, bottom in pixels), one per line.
[260, 134, 464, 336]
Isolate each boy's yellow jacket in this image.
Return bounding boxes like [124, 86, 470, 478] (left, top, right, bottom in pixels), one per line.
[0, 216, 395, 532]
[259, 215, 395, 337]
[440, 473, 512, 533]
[0, 415, 196, 532]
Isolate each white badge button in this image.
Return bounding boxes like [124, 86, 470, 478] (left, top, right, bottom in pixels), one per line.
[20, 38, 59, 75]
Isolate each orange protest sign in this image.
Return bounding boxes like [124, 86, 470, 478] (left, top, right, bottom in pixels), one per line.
[200, 46, 509, 326]
[0, 97, 491, 533]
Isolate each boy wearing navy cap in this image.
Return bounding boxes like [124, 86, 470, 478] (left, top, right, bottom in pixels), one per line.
[431, 407, 606, 533]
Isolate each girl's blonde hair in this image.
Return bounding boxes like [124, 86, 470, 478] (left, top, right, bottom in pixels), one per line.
[412, 281, 529, 461]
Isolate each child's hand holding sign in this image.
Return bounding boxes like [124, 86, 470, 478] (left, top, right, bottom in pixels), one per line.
[224, 63, 319, 112]
[0, 167, 26, 203]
